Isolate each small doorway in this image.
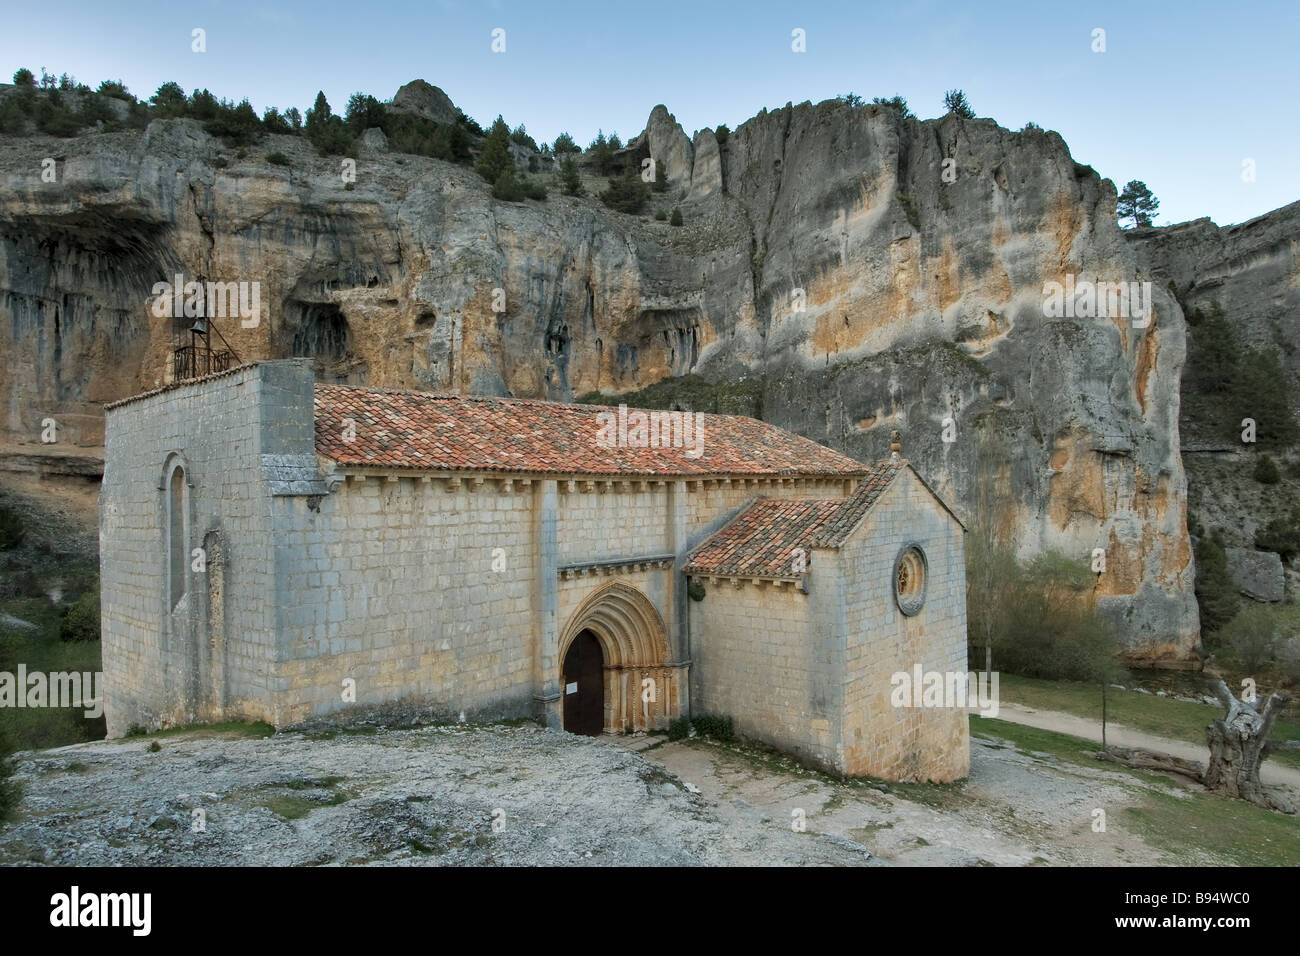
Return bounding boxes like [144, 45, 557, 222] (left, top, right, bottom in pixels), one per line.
[562, 630, 605, 735]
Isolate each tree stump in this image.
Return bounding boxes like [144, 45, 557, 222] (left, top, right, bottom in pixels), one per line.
[1203, 678, 1295, 814]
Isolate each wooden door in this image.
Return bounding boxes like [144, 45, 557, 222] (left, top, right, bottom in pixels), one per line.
[562, 630, 605, 735]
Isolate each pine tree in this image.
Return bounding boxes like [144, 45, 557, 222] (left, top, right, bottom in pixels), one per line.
[1194, 530, 1240, 636]
[1117, 180, 1159, 228]
[475, 115, 513, 184]
[943, 89, 974, 118]
[0, 724, 20, 825]
[306, 91, 331, 133]
[560, 156, 582, 196]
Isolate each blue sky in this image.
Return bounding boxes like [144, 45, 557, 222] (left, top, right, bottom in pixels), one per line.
[3, 0, 1295, 226]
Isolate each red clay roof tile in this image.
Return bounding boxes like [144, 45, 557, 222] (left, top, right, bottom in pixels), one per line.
[312, 384, 870, 478]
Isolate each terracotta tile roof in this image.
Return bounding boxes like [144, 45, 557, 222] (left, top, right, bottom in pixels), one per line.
[312, 383, 869, 477]
[683, 497, 845, 577]
[684, 459, 907, 576]
[810, 456, 906, 546]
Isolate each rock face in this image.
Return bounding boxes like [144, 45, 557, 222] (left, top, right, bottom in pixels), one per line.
[0, 95, 1215, 658]
[1128, 201, 1300, 555]
[1225, 547, 1285, 602]
[688, 129, 722, 201]
[1128, 201, 1300, 387]
[644, 105, 693, 190]
[390, 79, 458, 126]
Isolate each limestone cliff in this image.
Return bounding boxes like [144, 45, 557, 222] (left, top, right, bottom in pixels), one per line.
[0, 91, 1209, 657]
[1128, 202, 1300, 553]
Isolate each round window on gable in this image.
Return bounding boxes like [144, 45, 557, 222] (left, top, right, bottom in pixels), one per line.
[894, 545, 927, 616]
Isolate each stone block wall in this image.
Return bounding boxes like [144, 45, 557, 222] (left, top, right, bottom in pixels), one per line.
[271, 475, 538, 726]
[839, 470, 969, 781]
[687, 577, 844, 771]
[100, 362, 311, 735]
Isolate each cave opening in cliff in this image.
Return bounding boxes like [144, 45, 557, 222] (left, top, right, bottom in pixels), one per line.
[289, 302, 351, 360]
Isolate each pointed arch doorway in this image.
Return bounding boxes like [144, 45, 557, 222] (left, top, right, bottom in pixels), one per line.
[556, 581, 683, 734]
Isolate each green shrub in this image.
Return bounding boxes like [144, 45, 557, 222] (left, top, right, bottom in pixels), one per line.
[261, 107, 293, 134]
[1255, 454, 1281, 484]
[872, 95, 914, 119]
[1232, 347, 1298, 449]
[380, 110, 470, 163]
[0, 725, 21, 826]
[266, 151, 291, 166]
[600, 169, 651, 214]
[586, 130, 619, 176]
[692, 714, 734, 743]
[34, 99, 82, 136]
[12, 68, 35, 88]
[203, 98, 262, 146]
[670, 207, 683, 227]
[1255, 508, 1300, 562]
[60, 590, 100, 642]
[667, 716, 692, 741]
[686, 579, 705, 601]
[96, 79, 131, 101]
[559, 156, 582, 196]
[0, 505, 24, 551]
[491, 167, 545, 202]
[967, 545, 1123, 682]
[553, 132, 579, 155]
[474, 115, 514, 184]
[343, 92, 385, 134]
[1218, 603, 1280, 672]
[1194, 530, 1240, 635]
[714, 124, 729, 146]
[655, 209, 667, 221]
[897, 193, 921, 230]
[1185, 301, 1297, 448]
[509, 123, 537, 152]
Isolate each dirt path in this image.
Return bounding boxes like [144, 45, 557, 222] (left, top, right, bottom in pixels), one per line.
[993, 703, 1300, 791]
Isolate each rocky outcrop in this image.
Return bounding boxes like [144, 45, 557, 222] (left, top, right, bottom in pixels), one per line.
[688, 129, 722, 201]
[1225, 547, 1285, 602]
[390, 79, 458, 126]
[0, 91, 1219, 658]
[644, 105, 692, 191]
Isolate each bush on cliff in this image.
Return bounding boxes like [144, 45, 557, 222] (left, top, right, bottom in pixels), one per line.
[1194, 530, 1240, 635]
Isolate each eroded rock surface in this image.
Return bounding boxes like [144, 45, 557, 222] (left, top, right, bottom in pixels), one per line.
[0, 91, 1234, 655]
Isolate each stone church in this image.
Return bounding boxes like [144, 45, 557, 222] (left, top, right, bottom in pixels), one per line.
[100, 359, 970, 781]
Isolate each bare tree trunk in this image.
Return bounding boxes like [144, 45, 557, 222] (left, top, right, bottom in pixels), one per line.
[1203, 679, 1295, 814]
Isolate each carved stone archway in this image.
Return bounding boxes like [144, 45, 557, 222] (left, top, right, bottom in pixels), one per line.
[558, 582, 682, 733]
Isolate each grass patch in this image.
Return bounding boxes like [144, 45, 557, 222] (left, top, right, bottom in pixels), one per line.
[997, 674, 1300, 770]
[119, 720, 275, 741]
[252, 777, 353, 820]
[980, 717, 1300, 864]
[1121, 788, 1300, 866]
[0, 576, 105, 751]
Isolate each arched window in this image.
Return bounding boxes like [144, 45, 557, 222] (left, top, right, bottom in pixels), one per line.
[169, 464, 187, 609]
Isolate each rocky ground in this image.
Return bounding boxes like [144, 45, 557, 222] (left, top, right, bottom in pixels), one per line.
[6, 717, 1289, 866]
